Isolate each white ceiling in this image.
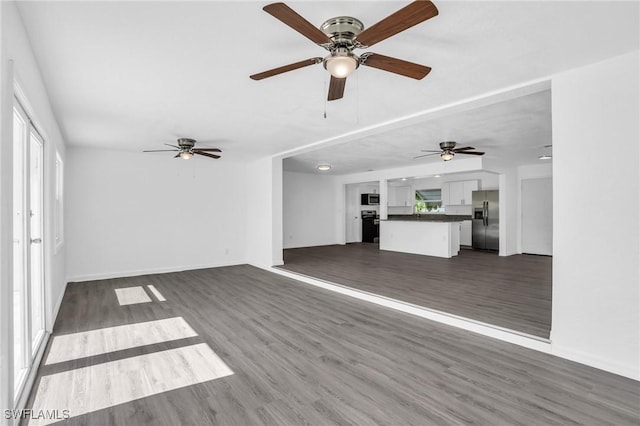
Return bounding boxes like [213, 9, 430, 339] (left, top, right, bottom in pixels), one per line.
[284, 88, 553, 174]
[17, 1, 639, 167]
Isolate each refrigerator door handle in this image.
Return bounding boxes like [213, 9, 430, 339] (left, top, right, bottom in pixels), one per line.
[484, 201, 488, 226]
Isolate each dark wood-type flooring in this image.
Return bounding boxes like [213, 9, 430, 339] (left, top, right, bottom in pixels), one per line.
[280, 244, 552, 338]
[26, 265, 638, 425]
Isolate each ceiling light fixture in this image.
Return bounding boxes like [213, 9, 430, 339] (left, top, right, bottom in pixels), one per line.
[434, 174, 441, 178]
[538, 155, 552, 160]
[180, 151, 193, 160]
[440, 151, 454, 161]
[401, 178, 408, 181]
[317, 164, 332, 171]
[324, 48, 359, 78]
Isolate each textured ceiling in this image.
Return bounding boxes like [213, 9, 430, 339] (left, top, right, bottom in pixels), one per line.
[284, 88, 552, 174]
[16, 1, 639, 167]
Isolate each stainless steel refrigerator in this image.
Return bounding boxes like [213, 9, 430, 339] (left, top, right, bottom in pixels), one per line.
[472, 190, 499, 250]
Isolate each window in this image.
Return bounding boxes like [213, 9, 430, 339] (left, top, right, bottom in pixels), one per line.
[54, 151, 64, 252]
[415, 189, 444, 214]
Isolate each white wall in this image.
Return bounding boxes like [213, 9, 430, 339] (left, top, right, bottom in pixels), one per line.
[246, 156, 283, 268]
[282, 159, 485, 249]
[498, 170, 519, 256]
[517, 163, 553, 254]
[521, 177, 553, 255]
[1, 2, 68, 415]
[66, 148, 247, 281]
[283, 171, 340, 249]
[2, 0, 67, 332]
[551, 50, 639, 379]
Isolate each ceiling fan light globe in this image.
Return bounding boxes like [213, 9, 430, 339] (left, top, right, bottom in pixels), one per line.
[441, 151, 454, 161]
[324, 55, 358, 78]
[180, 151, 193, 160]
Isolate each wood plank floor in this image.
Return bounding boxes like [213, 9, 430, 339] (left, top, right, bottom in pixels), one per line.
[25, 265, 638, 425]
[280, 244, 552, 338]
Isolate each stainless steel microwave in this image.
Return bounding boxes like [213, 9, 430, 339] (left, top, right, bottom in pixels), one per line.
[361, 193, 379, 205]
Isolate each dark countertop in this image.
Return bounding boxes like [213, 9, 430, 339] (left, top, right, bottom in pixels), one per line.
[384, 214, 472, 222]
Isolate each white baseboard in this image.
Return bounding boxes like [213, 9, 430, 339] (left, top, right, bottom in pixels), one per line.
[265, 267, 552, 353]
[283, 242, 342, 250]
[551, 344, 639, 381]
[66, 260, 245, 283]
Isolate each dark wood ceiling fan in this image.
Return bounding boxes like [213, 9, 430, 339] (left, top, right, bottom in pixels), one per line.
[250, 1, 439, 101]
[414, 141, 485, 161]
[143, 138, 221, 160]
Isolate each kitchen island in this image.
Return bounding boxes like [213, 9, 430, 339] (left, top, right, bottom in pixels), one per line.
[380, 215, 471, 258]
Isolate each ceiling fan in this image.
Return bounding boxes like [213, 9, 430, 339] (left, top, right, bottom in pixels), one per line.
[414, 141, 485, 161]
[143, 138, 221, 160]
[250, 1, 439, 101]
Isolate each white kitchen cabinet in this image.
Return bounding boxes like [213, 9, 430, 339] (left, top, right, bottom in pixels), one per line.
[388, 185, 412, 207]
[449, 182, 464, 205]
[460, 220, 472, 246]
[388, 185, 396, 206]
[442, 180, 479, 205]
[463, 180, 479, 205]
[441, 183, 450, 206]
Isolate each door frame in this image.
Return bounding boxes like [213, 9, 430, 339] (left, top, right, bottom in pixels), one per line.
[10, 94, 49, 407]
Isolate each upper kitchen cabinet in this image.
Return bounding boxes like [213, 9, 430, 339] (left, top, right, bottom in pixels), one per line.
[388, 185, 413, 207]
[442, 180, 479, 205]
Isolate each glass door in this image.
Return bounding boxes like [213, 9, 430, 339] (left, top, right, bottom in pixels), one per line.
[30, 129, 45, 352]
[12, 100, 46, 401]
[12, 102, 28, 395]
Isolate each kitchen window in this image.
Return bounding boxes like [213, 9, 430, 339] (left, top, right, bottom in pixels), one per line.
[415, 189, 444, 213]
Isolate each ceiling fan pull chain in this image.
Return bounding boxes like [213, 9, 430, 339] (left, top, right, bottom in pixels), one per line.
[356, 70, 360, 125]
[323, 70, 328, 119]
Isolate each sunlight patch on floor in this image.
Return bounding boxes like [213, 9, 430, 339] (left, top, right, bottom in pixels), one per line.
[30, 343, 234, 426]
[146, 284, 166, 301]
[45, 317, 197, 365]
[115, 286, 152, 305]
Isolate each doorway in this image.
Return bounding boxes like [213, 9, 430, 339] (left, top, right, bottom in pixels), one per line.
[12, 100, 46, 401]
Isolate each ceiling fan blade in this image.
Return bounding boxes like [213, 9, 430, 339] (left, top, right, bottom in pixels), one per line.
[194, 151, 221, 159]
[457, 151, 485, 155]
[165, 144, 181, 149]
[263, 3, 332, 45]
[194, 148, 222, 152]
[327, 76, 346, 101]
[174, 153, 182, 158]
[453, 146, 475, 152]
[250, 58, 322, 80]
[361, 53, 431, 80]
[143, 149, 179, 152]
[413, 153, 440, 159]
[355, 0, 439, 48]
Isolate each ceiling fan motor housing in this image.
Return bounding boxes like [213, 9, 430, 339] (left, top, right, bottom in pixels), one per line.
[439, 141, 457, 150]
[177, 138, 196, 150]
[320, 16, 364, 48]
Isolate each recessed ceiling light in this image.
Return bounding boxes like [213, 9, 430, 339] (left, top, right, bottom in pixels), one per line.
[434, 174, 441, 178]
[401, 178, 407, 181]
[538, 155, 552, 160]
[316, 164, 332, 171]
